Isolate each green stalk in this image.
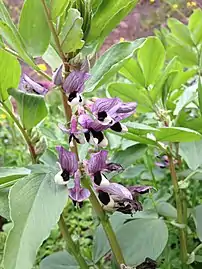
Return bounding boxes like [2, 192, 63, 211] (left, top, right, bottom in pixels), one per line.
[0, 101, 37, 164]
[168, 154, 188, 268]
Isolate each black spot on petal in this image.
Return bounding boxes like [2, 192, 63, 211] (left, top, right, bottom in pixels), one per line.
[68, 91, 77, 102]
[90, 129, 104, 144]
[94, 171, 102, 185]
[61, 169, 70, 182]
[98, 111, 107, 122]
[98, 191, 110, 205]
[84, 131, 90, 142]
[110, 122, 122, 132]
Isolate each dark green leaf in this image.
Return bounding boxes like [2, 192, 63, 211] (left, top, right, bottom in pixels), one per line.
[85, 39, 145, 92]
[188, 9, 202, 45]
[154, 127, 202, 142]
[40, 251, 79, 269]
[156, 201, 177, 219]
[19, 0, 51, 57]
[3, 173, 68, 269]
[0, 49, 21, 101]
[137, 37, 165, 87]
[59, 8, 84, 54]
[112, 144, 147, 168]
[8, 88, 48, 130]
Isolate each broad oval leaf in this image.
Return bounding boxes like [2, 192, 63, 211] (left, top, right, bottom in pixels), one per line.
[0, 167, 30, 185]
[51, 0, 70, 20]
[180, 141, 202, 171]
[193, 205, 202, 242]
[59, 8, 84, 54]
[188, 9, 202, 45]
[85, 39, 145, 92]
[156, 201, 177, 219]
[19, 0, 51, 57]
[117, 218, 168, 266]
[40, 251, 79, 269]
[154, 127, 202, 142]
[8, 88, 48, 130]
[0, 49, 21, 101]
[137, 37, 165, 87]
[3, 173, 68, 269]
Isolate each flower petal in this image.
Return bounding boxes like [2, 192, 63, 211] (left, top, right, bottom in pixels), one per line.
[116, 102, 137, 114]
[92, 98, 121, 113]
[53, 64, 63, 85]
[104, 163, 124, 173]
[78, 114, 108, 131]
[97, 183, 133, 200]
[56, 146, 78, 174]
[127, 185, 153, 194]
[87, 150, 108, 174]
[19, 74, 48, 95]
[63, 71, 90, 94]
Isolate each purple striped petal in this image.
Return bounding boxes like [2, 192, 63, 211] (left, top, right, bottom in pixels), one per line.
[53, 64, 63, 85]
[56, 146, 78, 175]
[116, 102, 137, 113]
[97, 183, 133, 200]
[92, 98, 121, 114]
[78, 114, 108, 131]
[87, 150, 108, 174]
[19, 74, 48, 95]
[127, 185, 153, 194]
[63, 71, 90, 94]
[68, 171, 90, 202]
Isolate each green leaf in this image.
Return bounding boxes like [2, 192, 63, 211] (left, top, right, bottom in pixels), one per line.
[0, 21, 35, 67]
[125, 122, 158, 135]
[0, 167, 30, 185]
[3, 173, 68, 269]
[167, 45, 198, 67]
[188, 9, 202, 45]
[40, 251, 79, 269]
[156, 201, 177, 219]
[85, 39, 145, 92]
[119, 58, 145, 86]
[19, 0, 51, 57]
[0, 190, 10, 220]
[51, 0, 70, 20]
[118, 132, 157, 146]
[117, 218, 168, 265]
[137, 37, 165, 87]
[0, 49, 21, 101]
[59, 8, 84, 54]
[107, 82, 153, 113]
[86, 0, 138, 51]
[8, 88, 48, 130]
[167, 18, 194, 46]
[198, 78, 202, 115]
[112, 144, 147, 168]
[153, 127, 202, 142]
[193, 205, 202, 242]
[179, 140, 202, 170]
[42, 45, 62, 70]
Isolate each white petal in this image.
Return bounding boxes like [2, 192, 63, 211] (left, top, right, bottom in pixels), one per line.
[100, 174, 110, 186]
[68, 94, 84, 106]
[54, 171, 67, 185]
[120, 124, 128, 132]
[99, 115, 114, 125]
[103, 196, 115, 211]
[98, 136, 108, 148]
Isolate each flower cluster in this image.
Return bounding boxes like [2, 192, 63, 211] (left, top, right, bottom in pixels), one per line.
[24, 63, 151, 214]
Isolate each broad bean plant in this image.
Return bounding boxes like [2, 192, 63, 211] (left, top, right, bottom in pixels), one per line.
[0, 0, 202, 268]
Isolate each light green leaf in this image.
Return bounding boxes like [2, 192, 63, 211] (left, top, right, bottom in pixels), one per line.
[107, 82, 153, 113]
[8, 88, 48, 130]
[156, 201, 177, 219]
[179, 140, 202, 170]
[19, 0, 51, 57]
[0, 167, 30, 185]
[116, 132, 157, 146]
[51, 0, 70, 20]
[198, 77, 202, 114]
[86, 0, 138, 51]
[3, 173, 68, 269]
[137, 37, 165, 87]
[85, 39, 145, 92]
[42, 45, 62, 70]
[193, 205, 202, 242]
[117, 218, 168, 265]
[0, 190, 10, 220]
[189, 9, 202, 45]
[59, 8, 84, 54]
[167, 18, 194, 46]
[126, 122, 158, 135]
[154, 127, 202, 142]
[112, 144, 147, 168]
[167, 45, 198, 67]
[0, 49, 21, 101]
[0, 21, 35, 67]
[119, 58, 145, 86]
[40, 251, 79, 269]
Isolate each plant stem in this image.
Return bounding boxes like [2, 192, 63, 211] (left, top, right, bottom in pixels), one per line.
[58, 215, 89, 269]
[168, 154, 188, 268]
[0, 101, 37, 163]
[83, 179, 125, 266]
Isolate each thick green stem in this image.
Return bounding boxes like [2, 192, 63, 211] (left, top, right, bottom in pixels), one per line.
[1, 101, 37, 163]
[58, 215, 89, 269]
[83, 179, 125, 266]
[168, 155, 188, 268]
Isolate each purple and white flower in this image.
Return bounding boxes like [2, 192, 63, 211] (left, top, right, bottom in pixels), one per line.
[87, 150, 123, 186]
[19, 74, 49, 95]
[91, 98, 137, 132]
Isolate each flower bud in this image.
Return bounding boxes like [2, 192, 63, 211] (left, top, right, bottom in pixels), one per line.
[35, 136, 48, 156]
